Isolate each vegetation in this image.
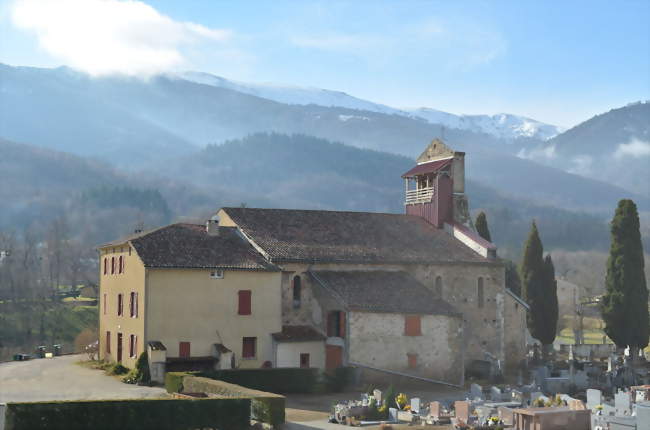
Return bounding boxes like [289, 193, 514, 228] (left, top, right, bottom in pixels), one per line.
[475, 211, 492, 242]
[80, 186, 171, 223]
[505, 260, 522, 297]
[602, 199, 649, 356]
[521, 222, 558, 354]
[123, 352, 151, 385]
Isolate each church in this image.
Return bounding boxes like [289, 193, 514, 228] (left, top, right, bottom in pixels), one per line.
[98, 139, 528, 385]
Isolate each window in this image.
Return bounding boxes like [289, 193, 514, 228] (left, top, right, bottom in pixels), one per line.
[103, 293, 107, 315]
[129, 334, 137, 358]
[106, 331, 111, 354]
[478, 277, 484, 308]
[435, 276, 443, 298]
[128, 247, 131, 256]
[327, 311, 345, 338]
[103, 258, 107, 275]
[118, 256, 123, 274]
[407, 353, 418, 369]
[405, 315, 422, 336]
[129, 292, 138, 318]
[179, 342, 190, 358]
[111, 257, 115, 275]
[300, 353, 310, 368]
[117, 293, 124, 316]
[210, 269, 224, 279]
[238, 290, 252, 315]
[292, 275, 301, 308]
[242, 337, 256, 359]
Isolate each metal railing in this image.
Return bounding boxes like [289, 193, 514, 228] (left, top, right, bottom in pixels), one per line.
[405, 187, 434, 204]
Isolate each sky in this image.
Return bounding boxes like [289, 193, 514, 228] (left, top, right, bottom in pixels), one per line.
[0, 0, 648, 127]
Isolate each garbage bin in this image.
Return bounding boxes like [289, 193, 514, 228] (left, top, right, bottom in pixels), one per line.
[53, 344, 62, 356]
[36, 346, 46, 358]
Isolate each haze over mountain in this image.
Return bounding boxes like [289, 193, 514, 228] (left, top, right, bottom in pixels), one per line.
[519, 102, 650, 196]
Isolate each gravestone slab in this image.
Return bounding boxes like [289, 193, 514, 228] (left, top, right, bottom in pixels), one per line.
[587, 388, 602, 409]
[615, 391, 632, 416]
[470, 383, 483, 400]
[372, 389, 382, 404]
[429, 401, 441, 419]
[454, 401, 470, 423]
[637, 402, 650, 430]
[490, 386, 503, 401]
[410, 397, 420, 414]
[388, 408, 398, 422]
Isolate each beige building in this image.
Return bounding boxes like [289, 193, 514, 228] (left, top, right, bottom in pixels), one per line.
[98, 140, 528, 382]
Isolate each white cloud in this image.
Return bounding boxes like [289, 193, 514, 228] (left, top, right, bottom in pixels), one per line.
[517, 144, 556, 160]
[10, 0, 233, 76]
[613, 138, 650, 160]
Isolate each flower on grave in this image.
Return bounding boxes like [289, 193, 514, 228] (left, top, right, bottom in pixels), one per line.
[396, 393, 408, 408]
[595, 404, 603, 410]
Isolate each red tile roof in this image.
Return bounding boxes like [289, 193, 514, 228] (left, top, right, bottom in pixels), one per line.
[401, 158, 452, 178]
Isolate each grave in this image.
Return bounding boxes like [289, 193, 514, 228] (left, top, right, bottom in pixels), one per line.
[490, 386, 503, 401]
[410, 397, 420, 414]
[586, 388, 602, 409]
[614, 390, 632, 416]
[470, 383, 483, 400]
[372, 389, 382, 404]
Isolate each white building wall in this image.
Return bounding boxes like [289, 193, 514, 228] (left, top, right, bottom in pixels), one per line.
[276, 341, 325, 368]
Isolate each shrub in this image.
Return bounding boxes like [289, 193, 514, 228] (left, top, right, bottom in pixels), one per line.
[200, 368, 320, 394]
[123, 352, 151, 385]
[165, 372, 190, 393]
[108, 363, 129, 375]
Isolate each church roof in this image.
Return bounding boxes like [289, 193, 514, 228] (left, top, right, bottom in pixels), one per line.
[222, 207, 491, 265]
[121, 223, 279, 271]
[401, 158, 452, 178]
[310, 270, 461, 316]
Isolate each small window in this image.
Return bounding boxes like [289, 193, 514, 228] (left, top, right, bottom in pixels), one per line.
[103, 293, 107, 315]
[327, 311, 345, 338]
[179, 341, 190, 358]
[515, 303, 519, 310]
[129, 292, 138, 318]
[103, 258, 107, 275]
[210, 270, 224, 279]
[106, 331, 111, 354]
[292, 275, 301, 308]
[117, 293, 123, 316]
[478, 277, 484, 308]
[111, 257, 115, 275]
[435, 276, 443, 298]
[128, 247, 132, 256]
[300, 353, 310, 368]
[129, 334, 137, 358]
[238, 290, 252, 315]
[242, 337, 256, 359]
[118, 256, 123, 274]
[407, 353, 418, 369]
[405, 315, 422, 336]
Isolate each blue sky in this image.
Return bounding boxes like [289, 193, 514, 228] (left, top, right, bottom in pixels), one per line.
[1, 0, 648, 127]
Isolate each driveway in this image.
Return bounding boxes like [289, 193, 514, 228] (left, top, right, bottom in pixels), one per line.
[0, 354, 167, 403]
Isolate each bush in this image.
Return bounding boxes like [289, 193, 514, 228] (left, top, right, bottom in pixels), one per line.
[123, 352, 151, 385]
[108, 363, 129, 375]
[165, 371, 191, 393]
[4, 398, 251, 430]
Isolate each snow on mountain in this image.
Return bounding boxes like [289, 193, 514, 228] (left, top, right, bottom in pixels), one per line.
[176, 71, 562, 141]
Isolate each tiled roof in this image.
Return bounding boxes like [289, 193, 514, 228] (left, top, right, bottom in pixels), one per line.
[310, 270, 461, 316]
[223, 207, 489, 264]
[271, 325, 326, 342]
[401, 158, 452, 178]
[125, 223, 279, 271]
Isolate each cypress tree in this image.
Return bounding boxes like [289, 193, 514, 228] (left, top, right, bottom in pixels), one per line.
[475, 211, 492, 242]
[505, 260, 522, 297]
[602, 199, 649, 357]
[540, 254, 559, 345]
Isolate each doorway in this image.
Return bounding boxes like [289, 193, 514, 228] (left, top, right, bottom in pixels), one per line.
[325, 345, 342, 369]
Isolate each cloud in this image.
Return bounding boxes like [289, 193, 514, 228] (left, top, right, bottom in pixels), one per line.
[517, 144, 556, 160]
[10, 0, 233, 76]
[613, 138, 650, 159]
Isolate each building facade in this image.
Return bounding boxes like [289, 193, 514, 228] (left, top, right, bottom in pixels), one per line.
[98, 140, 528, 381]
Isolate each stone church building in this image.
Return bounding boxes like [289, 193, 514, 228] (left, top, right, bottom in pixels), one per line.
[98, 140, 528, 385]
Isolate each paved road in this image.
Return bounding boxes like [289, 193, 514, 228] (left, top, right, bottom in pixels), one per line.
[0, 354, 167, 403]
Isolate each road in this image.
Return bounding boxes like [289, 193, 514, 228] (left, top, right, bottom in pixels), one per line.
[0, 354, 167, 403]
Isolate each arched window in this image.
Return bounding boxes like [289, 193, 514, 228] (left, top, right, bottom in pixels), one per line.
[477, 277, 484, 308]
[111, 257, 115, 275]
[292, 275, 301, 308]
[435, 276, 443, 298]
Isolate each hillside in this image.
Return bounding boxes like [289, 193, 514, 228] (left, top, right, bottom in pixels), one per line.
[522, 102, 650, 196]
[1, 64, 642, 215]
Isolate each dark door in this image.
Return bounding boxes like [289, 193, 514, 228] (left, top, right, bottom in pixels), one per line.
[300, 353, 310, 368]
[326, 345, 343, 369]
[117, 333, 123, 362]
[179, 341, 191, 358]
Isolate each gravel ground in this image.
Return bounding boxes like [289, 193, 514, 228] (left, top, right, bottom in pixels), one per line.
[0, 354, 167, 403]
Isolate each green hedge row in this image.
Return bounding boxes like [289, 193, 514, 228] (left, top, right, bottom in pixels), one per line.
[199, 367, 321, 393]
[4, 398, 251, 430]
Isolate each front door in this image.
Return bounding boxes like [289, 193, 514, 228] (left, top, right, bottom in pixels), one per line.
[326, 345, 342, 369]
[117, 333, 123, 362]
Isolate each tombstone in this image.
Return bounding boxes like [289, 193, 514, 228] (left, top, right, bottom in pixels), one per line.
[372, 389, 382, 404]
[498, 406, 514, 426]
[410, 397, 420, 414]
[615, 390, 632, 416]
[587, 389, 602, 409]
[454, 401, 470, 423]
[490, 386, 503, 401]
[470, 383, 483, 400]
[637, 402, 650, 430]
[429, 401, 441, 420]
[388, 408, 398, 422]
[511, 389, 523, 404]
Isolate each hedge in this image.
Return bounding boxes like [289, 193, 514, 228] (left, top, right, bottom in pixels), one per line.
[183, 376, 285, 427]
[4, 398, 250, 430]
[199, 367, 320, 393]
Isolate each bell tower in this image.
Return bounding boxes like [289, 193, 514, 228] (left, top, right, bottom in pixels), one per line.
[401, 139, 471, 228]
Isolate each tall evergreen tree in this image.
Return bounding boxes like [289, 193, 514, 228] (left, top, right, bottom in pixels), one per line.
[540, 254, 559, 345]
[475, 211, 492, 242]
[602, 199, 649, 358]
[505, 260, 522, 297]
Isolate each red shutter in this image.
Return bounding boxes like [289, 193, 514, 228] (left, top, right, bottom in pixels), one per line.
[407, 353, 418, 369]
[179, 342, 190, 358]
[238, 290, 252, 315]
[339, 312, 346, 338]
[106, 331, 111, 354]
[242, 337, 256, 358]
[405, 315, 422, 336]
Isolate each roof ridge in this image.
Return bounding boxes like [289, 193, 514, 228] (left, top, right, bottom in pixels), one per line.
[223, 207, 407, 217]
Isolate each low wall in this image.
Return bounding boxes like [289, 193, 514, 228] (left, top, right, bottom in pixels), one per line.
[1, 398, 250, 430]
[183, 376, 285, 427]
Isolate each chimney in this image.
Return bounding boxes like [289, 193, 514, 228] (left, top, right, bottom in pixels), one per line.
[206, 215, 220, 236]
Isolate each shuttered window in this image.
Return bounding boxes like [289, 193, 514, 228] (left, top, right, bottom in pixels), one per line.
[129, 334, 137, 358]
[405, 315, 422, 336]
[117, 294, 123, 316]
[242, 337, 256, 359]
[106, 331, 111, 354]
[103, 258, 107, 275]
[327, 311, 345, 338]
[407, 353, 418, 369]
[238, 290, 252, 315]
[179, 342, 190, 358]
